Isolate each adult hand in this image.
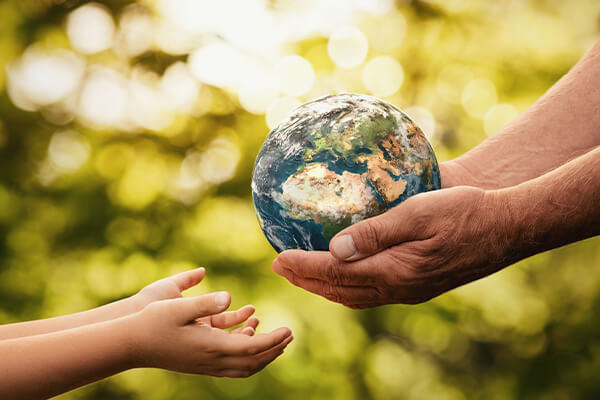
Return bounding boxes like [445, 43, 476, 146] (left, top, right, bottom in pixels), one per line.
[272, 186, 516, 308]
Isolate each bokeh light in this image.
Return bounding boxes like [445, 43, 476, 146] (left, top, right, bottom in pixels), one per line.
[160, 62, 200, 114]
[362, 56, 404, 97]
[78, 67, 129, 128]
[67, 3, 115, 54]
[275, 55, 315, 97]
[129, 67, 174, 132]
[195, 136, 241, 185]
[47, 130, 90, 172]
[461, 78, 498, 119]
[484, 103, 519, 136]
[2, 2, 600, 400]
[188, 42, 245, 88]
[238, 76, 279, 115]
[115, 4, 154, 57]
[328, 27, 369, 69]
[6, 47, 84, 108]
[266, 96, 302, 130]
[365, 11, 407, 53]
[436, 64, 473, 104]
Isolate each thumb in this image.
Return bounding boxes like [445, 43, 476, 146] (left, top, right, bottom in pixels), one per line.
[329, 202, 421, 261]
[172, 292, 231, 324]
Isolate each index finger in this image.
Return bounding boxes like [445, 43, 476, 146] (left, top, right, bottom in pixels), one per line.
[209, 305, 255, 329]
[216, 327, 292, 356]
[273, 250, 379, 286]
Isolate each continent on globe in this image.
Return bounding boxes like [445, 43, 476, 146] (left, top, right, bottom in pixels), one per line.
[252, 93, 441, 252]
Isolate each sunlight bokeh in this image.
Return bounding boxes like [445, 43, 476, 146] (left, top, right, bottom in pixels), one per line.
[1, 1, 600, 400]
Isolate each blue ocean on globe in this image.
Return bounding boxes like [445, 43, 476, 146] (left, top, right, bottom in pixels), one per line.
[252, 93, 441, 253]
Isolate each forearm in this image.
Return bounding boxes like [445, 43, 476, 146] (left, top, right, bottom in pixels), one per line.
[0, 316, 135, 400]
[0, 297, 139, 340]
[495, 145, 600, 262]
[445, 41, 600, 189]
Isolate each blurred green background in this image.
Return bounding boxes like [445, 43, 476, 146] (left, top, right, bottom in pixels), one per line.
[1, 0, 600, 399]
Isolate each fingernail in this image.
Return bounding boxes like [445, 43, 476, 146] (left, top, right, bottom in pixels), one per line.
[331, 235, 356, 260]
[214, 292, 230, 307]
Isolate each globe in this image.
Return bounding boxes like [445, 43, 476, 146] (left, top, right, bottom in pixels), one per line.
[252, 93, 441, 253]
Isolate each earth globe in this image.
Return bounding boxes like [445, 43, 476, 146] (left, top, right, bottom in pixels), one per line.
[252, 93, 441, 253]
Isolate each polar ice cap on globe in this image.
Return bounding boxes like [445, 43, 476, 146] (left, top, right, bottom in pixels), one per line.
[252, 93, 441, 253]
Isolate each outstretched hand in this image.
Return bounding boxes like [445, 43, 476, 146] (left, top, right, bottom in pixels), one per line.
[131, 291, 293, 377]
[273, 185, 516, 308]
[131, 268, 259, 335]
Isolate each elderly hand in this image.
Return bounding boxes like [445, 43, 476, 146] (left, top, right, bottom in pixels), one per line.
[272, 185, 516, 308]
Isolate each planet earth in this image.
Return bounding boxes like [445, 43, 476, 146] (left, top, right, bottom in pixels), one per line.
[252, 93, 441, 253]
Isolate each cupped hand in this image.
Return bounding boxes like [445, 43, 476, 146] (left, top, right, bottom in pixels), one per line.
[272, 186, 517, 308]
[129, 291, 293, 377]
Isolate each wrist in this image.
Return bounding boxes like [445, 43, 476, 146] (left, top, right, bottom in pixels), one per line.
[116, 313, 147, 369]
[444, 157, 504, 190]
[439, 159, 480, 189]
[127, 294, 148, 314]
[483, 187, 528, 267]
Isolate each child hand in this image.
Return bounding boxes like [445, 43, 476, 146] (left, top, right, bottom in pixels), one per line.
[132, 268, 259, 336]
[128, 291, 293, 377]
[132, 267, 207, 309]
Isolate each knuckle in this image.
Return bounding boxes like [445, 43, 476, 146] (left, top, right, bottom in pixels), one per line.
[325, 264, 343, 285]
[406, 201, 429, 232]
[357, 219, 382, 252]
